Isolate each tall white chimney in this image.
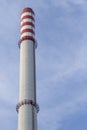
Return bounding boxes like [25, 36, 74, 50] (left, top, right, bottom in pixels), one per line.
[16, 7, 39, 130]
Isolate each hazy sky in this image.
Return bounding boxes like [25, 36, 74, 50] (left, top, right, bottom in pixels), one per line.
[0, 0, 87, 130]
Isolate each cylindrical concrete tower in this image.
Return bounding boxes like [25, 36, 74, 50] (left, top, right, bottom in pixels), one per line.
[16, 7, 39, 130]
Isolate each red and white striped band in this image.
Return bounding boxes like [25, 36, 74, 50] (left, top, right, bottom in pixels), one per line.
[21, 29, 35, 35]
[21, 15, 35, 21]
[19, 8, 36, 47]
[16, 99, 39, 113]
[21, 22, 35, 28]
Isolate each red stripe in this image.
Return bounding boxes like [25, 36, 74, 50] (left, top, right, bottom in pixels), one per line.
[21, 15, 35, 21]
[21, 29, 35, 35]
[21, 8, 35, 15]
[21, 22, 35, 28]
[20, 36, 35, 45]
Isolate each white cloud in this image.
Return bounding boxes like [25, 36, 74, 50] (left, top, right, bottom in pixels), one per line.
[38, 0, 86, 11]
[37, 20, 87, 129]
[38, 93, 87, 130]
[52, 0, 86, 6]
[68, 0, 86, 5]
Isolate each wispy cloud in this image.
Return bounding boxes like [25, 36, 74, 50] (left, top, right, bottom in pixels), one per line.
[36, 2, 87, 129]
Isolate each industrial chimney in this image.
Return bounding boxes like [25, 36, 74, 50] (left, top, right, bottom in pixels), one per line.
[16, 7, 39, 130]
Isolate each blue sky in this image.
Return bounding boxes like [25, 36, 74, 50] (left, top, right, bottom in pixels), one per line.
[0, 0, 87, 130]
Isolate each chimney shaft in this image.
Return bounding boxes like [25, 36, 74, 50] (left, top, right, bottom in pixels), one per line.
[16, 7, 39, 130]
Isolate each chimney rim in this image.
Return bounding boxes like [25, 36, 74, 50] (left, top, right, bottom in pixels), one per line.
[21, 7, 35, 15]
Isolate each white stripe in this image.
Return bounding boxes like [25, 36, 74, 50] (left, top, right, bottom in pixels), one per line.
[21, 25, 34, 33]
[21, 19, 34, 26]
[21, 12, 34, 19]
[21, 32, 35, 39]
